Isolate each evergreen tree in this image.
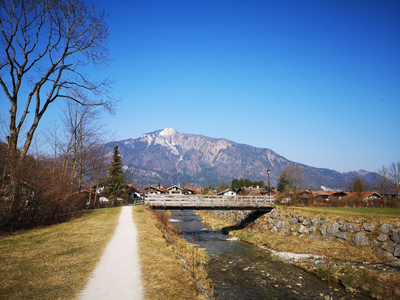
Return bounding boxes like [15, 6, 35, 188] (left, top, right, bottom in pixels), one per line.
[105, 145, 126, 199]
[277, 171, 290, 192]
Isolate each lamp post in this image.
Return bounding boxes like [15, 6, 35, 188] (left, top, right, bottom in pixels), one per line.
[267, 169, 271, 196]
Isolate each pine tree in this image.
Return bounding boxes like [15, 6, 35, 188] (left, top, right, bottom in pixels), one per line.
[105, 145, 126, 200]
[277, 171, 291, 192]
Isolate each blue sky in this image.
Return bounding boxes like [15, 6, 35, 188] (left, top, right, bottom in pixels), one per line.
[1, 0, 399, 173]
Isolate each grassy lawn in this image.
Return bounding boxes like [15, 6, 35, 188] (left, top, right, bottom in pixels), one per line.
[0, 207, 121, 300]
[132, 205, 211, 300]
[285, 206, 400, 219]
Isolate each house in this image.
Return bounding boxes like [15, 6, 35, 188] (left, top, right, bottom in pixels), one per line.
[143, 186, 168, 195]
[125, 184, 143, 200]
[217, 189, 237, 196]
[167, 185, 183, 195]
[184, 187, 198, 195]
[345, 191, 383, 202]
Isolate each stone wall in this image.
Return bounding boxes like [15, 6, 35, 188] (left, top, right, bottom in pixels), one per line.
[254, 208, 400, 262]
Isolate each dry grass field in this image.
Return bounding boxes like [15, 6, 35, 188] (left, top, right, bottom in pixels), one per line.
[0, 207, 121, 300]
[133, 205, 212, 300]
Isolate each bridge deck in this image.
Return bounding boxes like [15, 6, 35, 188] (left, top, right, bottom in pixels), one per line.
[145, 195, 275, 211]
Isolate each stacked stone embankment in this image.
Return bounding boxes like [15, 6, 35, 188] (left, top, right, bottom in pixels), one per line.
[213, 208, 400, 263]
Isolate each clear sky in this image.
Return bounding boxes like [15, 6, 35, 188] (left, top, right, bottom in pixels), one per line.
[2, 0, 399, 173]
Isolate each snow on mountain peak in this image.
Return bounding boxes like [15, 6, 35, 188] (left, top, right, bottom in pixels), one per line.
[159, 128, 177, 137]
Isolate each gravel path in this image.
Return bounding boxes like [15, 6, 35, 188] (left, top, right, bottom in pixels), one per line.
[79, 206, 143, 300]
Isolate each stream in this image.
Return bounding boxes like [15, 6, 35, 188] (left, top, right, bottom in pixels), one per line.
[171, 210, 368, 300]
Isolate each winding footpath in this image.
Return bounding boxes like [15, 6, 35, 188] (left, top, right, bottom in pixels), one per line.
[79, 206, 143, 300]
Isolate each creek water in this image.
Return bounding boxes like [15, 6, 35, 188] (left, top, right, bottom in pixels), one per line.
[171, 210, 367, 300]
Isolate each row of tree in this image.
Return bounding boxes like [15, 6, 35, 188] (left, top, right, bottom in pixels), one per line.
[231, 178, 266, 189]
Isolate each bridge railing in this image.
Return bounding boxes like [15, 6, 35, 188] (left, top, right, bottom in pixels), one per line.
[144, 194, 275, 208]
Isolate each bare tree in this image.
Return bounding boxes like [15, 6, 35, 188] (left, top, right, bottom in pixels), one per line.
[0, 0, 115, 166]
[374, 166, 391, 196]
[388, 162, 400, 201]
[284, 164, 305, 193]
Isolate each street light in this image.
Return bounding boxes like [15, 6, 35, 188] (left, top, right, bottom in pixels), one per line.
[267, 169, 271, 196]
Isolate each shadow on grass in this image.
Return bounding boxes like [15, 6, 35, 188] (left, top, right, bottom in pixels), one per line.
[221, 210, 271, 234]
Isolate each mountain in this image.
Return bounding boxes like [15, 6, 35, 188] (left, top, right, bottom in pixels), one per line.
[103, 128, 376, 189]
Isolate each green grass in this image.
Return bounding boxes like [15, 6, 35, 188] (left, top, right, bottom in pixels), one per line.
[282, 206, 400, 218]
[0, 207, 121, 300]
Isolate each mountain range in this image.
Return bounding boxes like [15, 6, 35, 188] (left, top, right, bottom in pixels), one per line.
[104, 128, 376, 190]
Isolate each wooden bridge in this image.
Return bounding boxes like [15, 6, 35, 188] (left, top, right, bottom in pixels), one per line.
[145, 194, 275, 211]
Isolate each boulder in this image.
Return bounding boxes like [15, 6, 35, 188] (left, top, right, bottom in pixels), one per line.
[271, 226, 278, 233]
[337, 220, 343, 225]
[364, 223, 376, 232]
[299, 225, 309, 235]
[327, 223, 339, 236]
[340, 224, 360, 233]
[377, 248, 397, 261]
[387, 261, 400, 268]
[302, 219, 310, 226]
[289, 218, 297, 225]
[382, 243, 396, 252]
[397, 222, 400, 228]
[379, 224, 394, 234]
[276, 220, 284, 229]
[311, 218, 320, 226]
[370, 240, 379, 248]
[336, 232, 348, 241]
[389, 228, 400, 243]
[309, 226, 317, 234]
[292, 214, 299, 219]
[377, 235, 388, 242]
[393, 245, 400, 258]
[270, 212, 277, 219]
[298, 217, 304, 223]
[352, 233, 368, 246]
[320, 224, 327, 236]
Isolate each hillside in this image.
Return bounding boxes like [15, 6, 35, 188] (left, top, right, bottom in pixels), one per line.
[104, 128, 375, 189]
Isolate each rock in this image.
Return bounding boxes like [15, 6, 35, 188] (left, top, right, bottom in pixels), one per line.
[382, 243, 396, 252]
[377, 248, 397, 261]
[299, 225, 309, 235]
[309, 226, 317, 234]
[377, 235, 388, 242]
[289, 218, 297, 225]
[397, 222, 400, 228]
[278, 230, 288, 236]
[389, 228, 400, 243]
[290, 226, 295, 232]
[327, 223, 339, 236]
[394, 245, 400, 258]
[276, 220, 284, 229]
[364, 223, 376, 232]
[268, 218, 274, 224]
[270, 212, 277, 219]
[340, 224, 360, 233]
[303, 219, 310, 226]
[298, 216, 304, 223]
[292, 214, 299, 218]
[352, 233, 369, 246]
[336, 232, 348, 241]
[320, 224, 327, 236]
[370, 240, 379, 248]
[322, 237, 334, 242]
[337, 219, 343, 225]
[379, 224, 394, 234]
[308, 236, 320, 240]
[387, 261, 400, 268]
[311, 218, 320, 226]
[292, 232, 298, 236]
[271, 226, 278, 233]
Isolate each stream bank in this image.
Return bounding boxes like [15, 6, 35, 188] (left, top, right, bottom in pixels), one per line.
[196, 208, 400, 300]
[172, 210, 369, 300]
